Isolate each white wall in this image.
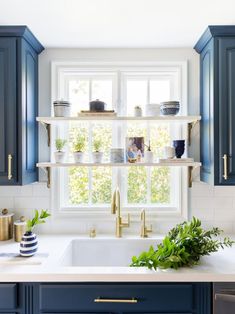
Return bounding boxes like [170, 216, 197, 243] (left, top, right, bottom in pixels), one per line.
[1, 48, 235, 235]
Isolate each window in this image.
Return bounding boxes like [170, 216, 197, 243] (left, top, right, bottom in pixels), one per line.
[51, 62, 188, 218]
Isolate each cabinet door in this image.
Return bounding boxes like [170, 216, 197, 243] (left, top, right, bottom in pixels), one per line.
[200, 39, 215, 184]
[0, 38, 18, 184]
[18, 38, 38, 184]
[217, 37, 235, 184]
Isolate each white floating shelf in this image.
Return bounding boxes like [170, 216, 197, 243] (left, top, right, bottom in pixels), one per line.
[37, 161, 201, 168]
[36, 115, 201, 124]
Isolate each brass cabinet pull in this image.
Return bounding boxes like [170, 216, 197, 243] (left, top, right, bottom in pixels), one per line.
[222, 154, 228, 180]
[8, 154, 12, 180]
[215, 293, 235, 303]
[94, 297, 137, 303]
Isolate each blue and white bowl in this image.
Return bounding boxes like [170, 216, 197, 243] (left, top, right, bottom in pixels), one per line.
[20, 231, 38, 257]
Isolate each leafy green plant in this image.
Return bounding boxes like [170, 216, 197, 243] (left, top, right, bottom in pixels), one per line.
[26, 210, 51, 232]
[130, 217, 234, 270]
[93, 139, 102, 152]
[73, 134, 86, 152]
[55, 139, 66, 151]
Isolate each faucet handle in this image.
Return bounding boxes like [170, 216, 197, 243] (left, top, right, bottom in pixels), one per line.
[146, 224, 152, 234]
[121, 213, 130, 227]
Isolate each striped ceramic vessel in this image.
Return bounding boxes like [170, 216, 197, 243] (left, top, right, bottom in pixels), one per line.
[20, 231, 38, 257]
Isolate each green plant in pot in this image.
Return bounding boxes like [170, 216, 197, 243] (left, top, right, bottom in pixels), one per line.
[54, 139, 66, 163]
[92, 139, 103, 163]
[20, 210, 51, 257]
[73, 134, 86, 163]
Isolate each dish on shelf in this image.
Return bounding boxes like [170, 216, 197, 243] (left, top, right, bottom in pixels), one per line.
[158, 158, 194, 163]
[160, 101, 180, 116]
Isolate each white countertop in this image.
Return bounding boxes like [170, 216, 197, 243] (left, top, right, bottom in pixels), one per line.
[0, 235, 235, 282]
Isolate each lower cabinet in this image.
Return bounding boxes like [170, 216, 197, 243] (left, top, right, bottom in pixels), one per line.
[0, 282, 211, 314]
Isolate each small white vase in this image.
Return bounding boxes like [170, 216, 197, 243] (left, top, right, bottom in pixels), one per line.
[145, 151, 154, 163]
[54, 151, 66, 163]
[92, 152, 103, 163]
[73, 152, 84, 163]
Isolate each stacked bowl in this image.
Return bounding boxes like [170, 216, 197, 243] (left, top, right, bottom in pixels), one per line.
[160, 101, 180, 116]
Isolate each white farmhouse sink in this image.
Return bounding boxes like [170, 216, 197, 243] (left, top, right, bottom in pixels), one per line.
[60, 238, 162, 267]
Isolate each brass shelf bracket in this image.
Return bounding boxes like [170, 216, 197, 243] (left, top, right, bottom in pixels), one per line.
[187, 120, 199, 146]
[40, 122, 51, 147]
[188, 165, 200, 188]
[40, 167, 51, 188]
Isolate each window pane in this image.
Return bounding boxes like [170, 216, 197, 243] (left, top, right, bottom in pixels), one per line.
[126, 80, 147, 115]
[68, 167, 89, 205]
[149, 80, 170, 103]
[91, 123, 112, 203]
[150, 124, 170, 158]
[92, 167, 112, 204]
[151, 167, 170, 203]
[127, 167, 147, 204]
[92, 80, 112, 109]
[69, 80, 89, 114]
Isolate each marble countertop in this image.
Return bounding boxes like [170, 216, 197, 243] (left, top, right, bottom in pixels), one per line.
[0, 235, 235, 282]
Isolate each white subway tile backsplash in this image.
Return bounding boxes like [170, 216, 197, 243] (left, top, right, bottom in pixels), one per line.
[0, 197, 14, 209]
[0, 185, 33, 197]
[14, 197, 49, 209]
[213, 197, 233, 210]
[32, 183, 50, 197]
[191, 182, 214, 197]
[191, 207, 214, 221]
[214, 186, 235, 197]
[190, 197, 214, 210]
[214, 207, 235, 221]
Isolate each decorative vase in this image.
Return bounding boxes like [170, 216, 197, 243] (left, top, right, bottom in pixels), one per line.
[92, 152, 103, 163]
[145, 151, 154, 163]
[54, 151, 66, 163]
[20, 231, 38, 257]
[73, 152, 84, 163]
[173, 140, 185, 158]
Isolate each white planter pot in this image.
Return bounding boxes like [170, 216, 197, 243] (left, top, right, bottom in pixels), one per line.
[145, 151, 154, 163]
[54, 151, 66, 163]
[92, 152, 103, 163]
[73, 152, 84, 163]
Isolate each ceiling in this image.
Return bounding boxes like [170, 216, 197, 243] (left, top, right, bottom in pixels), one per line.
[1, 0, 235, 48]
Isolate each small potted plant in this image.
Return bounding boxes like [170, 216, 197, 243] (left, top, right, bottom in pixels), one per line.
[54, 139, 66, 163]
[92, 139, 103, 163]
[20, 210, 51, 257]
[73, 134, 86, 163]
[144, 140, 154, 163]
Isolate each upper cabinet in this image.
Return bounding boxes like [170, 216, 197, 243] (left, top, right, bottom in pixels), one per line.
[0, 26, 44, 185]
[195, 26, 235, 185]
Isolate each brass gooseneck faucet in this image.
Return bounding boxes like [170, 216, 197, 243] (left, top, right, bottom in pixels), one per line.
[111, 187, 130, 237]
[140, 209, 152, 238]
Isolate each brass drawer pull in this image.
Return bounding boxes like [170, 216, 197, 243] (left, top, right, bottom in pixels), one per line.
[222, 154, 228, 180]
[94, 297, 137, 303]
[8, 154, 12, 180]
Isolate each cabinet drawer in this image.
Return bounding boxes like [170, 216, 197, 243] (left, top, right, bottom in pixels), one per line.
[0, 283, 17, 309]
[39, 283, 193, 312]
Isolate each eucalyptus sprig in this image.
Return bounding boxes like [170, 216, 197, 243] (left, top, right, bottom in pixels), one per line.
[131, 217, 234, 270]
[26, 209, 51, 232]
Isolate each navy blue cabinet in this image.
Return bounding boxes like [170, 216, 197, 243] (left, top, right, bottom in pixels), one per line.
[195, 26, 235, 185]
[0, 282, 211, 314]
[0, 26, 44, 185]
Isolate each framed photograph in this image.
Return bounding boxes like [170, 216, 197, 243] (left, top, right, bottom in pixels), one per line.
[126, 137, 144, 163]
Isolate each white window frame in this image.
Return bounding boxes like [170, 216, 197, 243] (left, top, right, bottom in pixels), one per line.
[50, 61, 188, 220]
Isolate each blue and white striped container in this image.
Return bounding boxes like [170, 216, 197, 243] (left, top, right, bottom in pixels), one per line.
[20, 231, 38, 257]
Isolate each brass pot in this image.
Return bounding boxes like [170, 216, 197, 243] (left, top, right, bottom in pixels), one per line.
[14, 217, 26, 242]
[0, 209, 14, 241]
